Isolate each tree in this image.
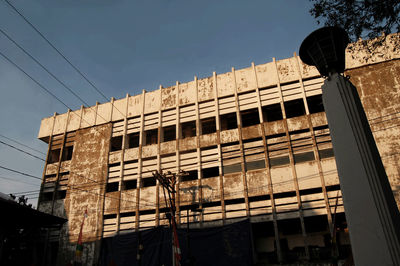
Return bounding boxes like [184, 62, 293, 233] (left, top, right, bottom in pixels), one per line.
[309, 0, 400, 41]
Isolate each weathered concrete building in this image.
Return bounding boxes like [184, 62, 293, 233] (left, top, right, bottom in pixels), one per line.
[37, 33, 400, 264]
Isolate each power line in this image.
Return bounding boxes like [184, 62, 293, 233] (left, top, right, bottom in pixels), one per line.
[0, 175, 39, 186]
[0, 28, 113, 124]
[0, 165, 42, 180]
[4, 0, 108, 101]
[0, 50, 71, 110]
[0, 27, 90, 107]
[0, 139, 45, 161]
[3, 0, 127, 119]
[0, 133, 46, 156]
[0, 51, 119, 159]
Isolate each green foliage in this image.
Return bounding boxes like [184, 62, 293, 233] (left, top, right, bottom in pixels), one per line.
[309, 0, 400, 41]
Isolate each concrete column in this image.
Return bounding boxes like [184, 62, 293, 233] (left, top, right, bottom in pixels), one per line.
[322, 73, 400, 265]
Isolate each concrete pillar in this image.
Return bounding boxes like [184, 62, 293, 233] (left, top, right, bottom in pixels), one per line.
[322, 73, 400, 265]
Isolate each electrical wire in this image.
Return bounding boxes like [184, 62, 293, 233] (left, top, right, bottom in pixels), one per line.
[0, 27, 90, 107]
[0, 133, 46, 156]
[4, 0, 127, 118]
[0, 175, 39, 186]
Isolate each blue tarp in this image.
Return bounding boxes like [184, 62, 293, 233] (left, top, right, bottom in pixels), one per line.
[100, 219, 253, 266]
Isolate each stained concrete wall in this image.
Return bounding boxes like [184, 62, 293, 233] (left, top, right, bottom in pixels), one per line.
[346, 59, 400, 208]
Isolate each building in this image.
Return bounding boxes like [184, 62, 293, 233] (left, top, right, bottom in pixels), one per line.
[37, 33, 400, 265]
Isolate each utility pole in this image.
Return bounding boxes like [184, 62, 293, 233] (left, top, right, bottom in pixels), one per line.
[153, 170, 188, 266]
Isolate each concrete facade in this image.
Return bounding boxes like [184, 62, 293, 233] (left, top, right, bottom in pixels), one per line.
[37, 33, 400, 264]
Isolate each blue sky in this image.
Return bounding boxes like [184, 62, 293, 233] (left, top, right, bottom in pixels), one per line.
[0, 0, 319, 206]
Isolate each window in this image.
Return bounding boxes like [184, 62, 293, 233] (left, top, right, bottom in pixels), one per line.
[123, 179, 137, 190]
[62, 146, 73, 161]
[262, 103, 283, 122]
[246, 160, 266, 171]
[319, 148, 334, 159]
[48, 149, 60, 163]
[103, 213, 117, 220]
[284, 99, 306, 118]
[181, 121, 196, 139]
[41, 192, 53, 201]
[220, 113, 237, 130]
[106, 182, 119, 192]
[110, 136, 123, 152]
[120, 211, 135, 218]
[241, 108, 260, 127]
[145, 129, 158, 145]
[141, 177, 156, 187]
[293, 151, 315, 164]
[223, 164, 242, 174]
[127, 133, 140, 148]
[56, 190, 66, 199]
[163, 125, 176, 142]
[202, 167, 219, 178]
[44, 174, 57, 180]
[181, 170, 198, 182]
[307, 94, 324, 114]
[269, 156, 290, 167]
[201, 117, 216, 135]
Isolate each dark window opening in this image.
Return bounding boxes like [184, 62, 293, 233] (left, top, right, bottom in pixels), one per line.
[109, 162, 120, 168]
[293, 151, 315, 164]
[202, 167, 219, 178]
[223, 163, 242, 174]
[200, 145, 218, 152]
[201, 117, 216, 135]
[220, 113, 238, 130]
[326, 184, 341, 192]
[319, 148, 334, 159]
[181, 170, 198, 182]
[300, 187, 322, 196]
[203, 201, 221, 208]
[225, 198, 245, 205]
[44, 174, 57, 180]
[139, 209, 156, 215]
[62, 146, 73, 161]
[289, 128, 310, 135]
[180, 204, 200, 211]
[307, 94, 324, 114]
[269, 156, 290, 167]
[123, 179, 137, 190]
[262, 103, 283, 122]
[304, 215, 328, 233]
[106, 182, 119, 193]
[120, 211, 135, 218]
[145, 129, 158, 145]
[241, 108, 260, 127]
[56, 190, 66, 200]
[221, 141, 239, 147]
[41, 192, 53, 201]
[248, 195, 270, 202]
[274, 191, 297, 199]
[110, 136, 123, 152]
[48, 149, 60, 163]
[278, 218, 303, 235]
[252, 221, 275, 237]
[163, 125, 176, 142]
[103, 214, 117, 220]
[141, 177, 156, 187]
[246, 160, 266, 171]
[59, 172, 69, 180]
[284, 99, 306, 118]
[181, 121, 196, 139]
[128, 133, 140, 148]
[314, 125, 329, 131]
[266, 132, 286, 139]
